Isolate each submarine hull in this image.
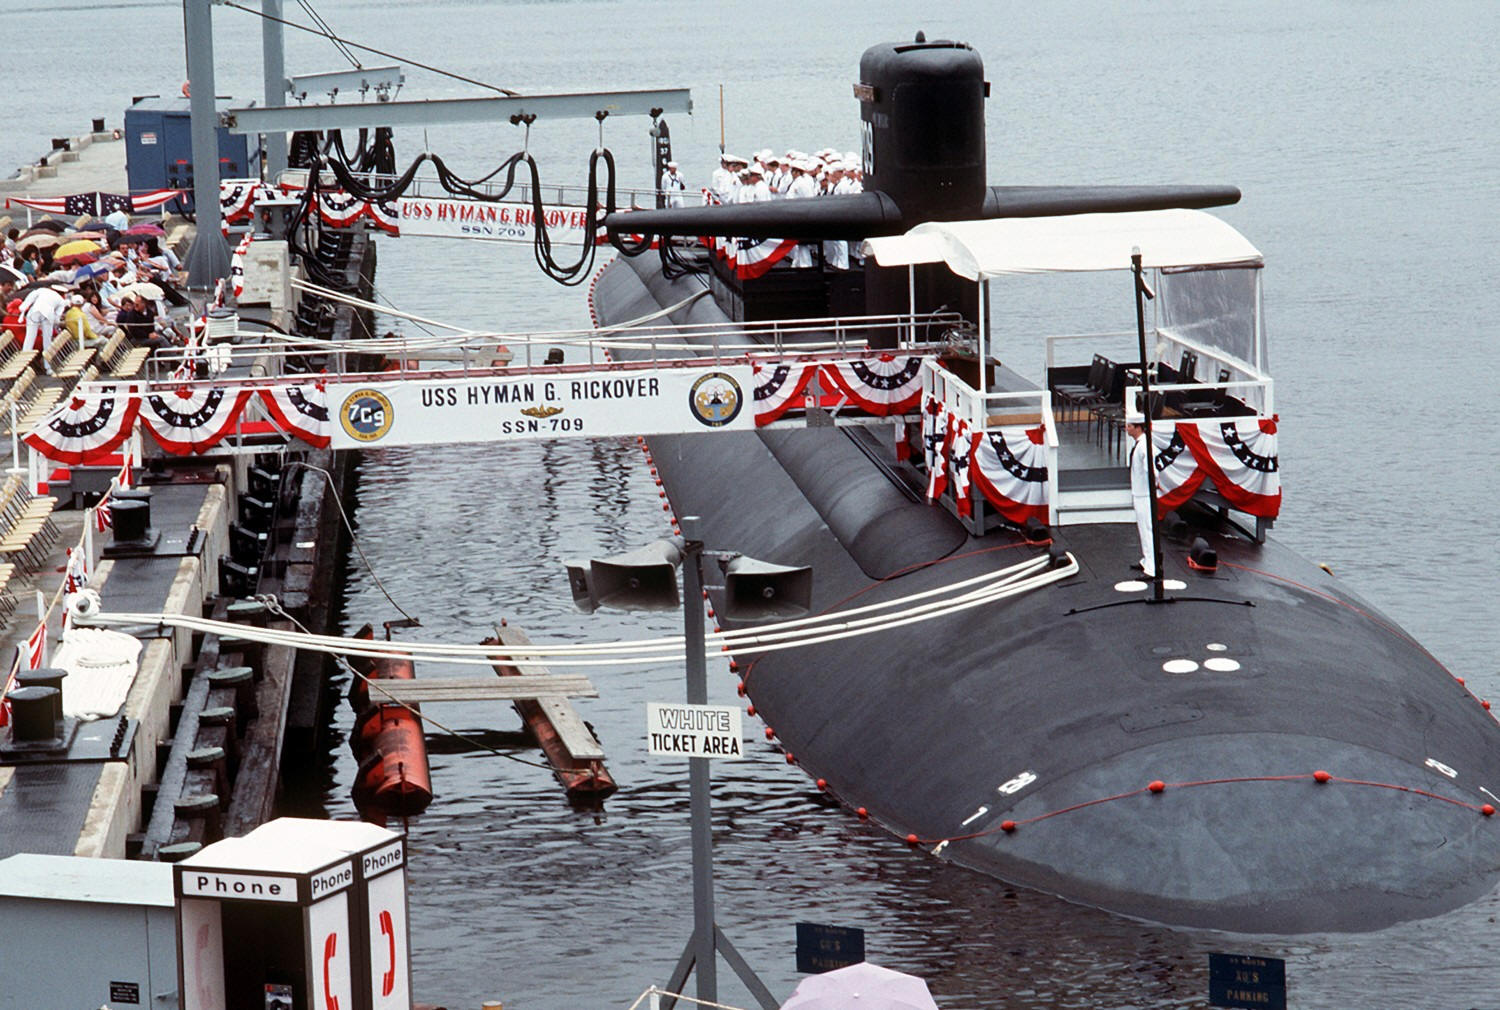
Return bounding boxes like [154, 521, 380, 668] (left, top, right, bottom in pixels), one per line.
[592, 251, 1500, 933]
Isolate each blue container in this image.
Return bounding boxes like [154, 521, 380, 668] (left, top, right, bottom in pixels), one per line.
[123, 96, 257, 213]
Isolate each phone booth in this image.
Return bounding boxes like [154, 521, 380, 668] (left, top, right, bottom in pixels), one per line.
[245, 819, 411, 1010]
[174, 818, 409, 1010]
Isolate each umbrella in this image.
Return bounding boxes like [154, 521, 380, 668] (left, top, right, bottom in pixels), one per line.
[69, 261, 111, 283]
[68, 230, 107, 242]
[120, 281, 164, 301]
[113, 232, 154, 247]
[27, 218, 66, 233]
[779, 963, 940, 1010]
[55, 239, 102, 259]
[124, 222, 166, 236]
[53, 243, 99, 265]
[0, 264, 24, 285]
[16, 231, 61, 251]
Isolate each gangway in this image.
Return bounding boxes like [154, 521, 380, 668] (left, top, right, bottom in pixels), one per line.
[21, 310, 966, 465]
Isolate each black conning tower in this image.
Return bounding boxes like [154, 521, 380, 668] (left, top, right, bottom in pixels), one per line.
[859, 38, 987, 226]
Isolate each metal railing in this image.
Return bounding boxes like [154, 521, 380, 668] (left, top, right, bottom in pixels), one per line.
[135, 310, 965, 390]
[921, 359, 1061, 523]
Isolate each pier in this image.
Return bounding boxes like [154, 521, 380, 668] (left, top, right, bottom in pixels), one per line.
[0, 122, 371, 861]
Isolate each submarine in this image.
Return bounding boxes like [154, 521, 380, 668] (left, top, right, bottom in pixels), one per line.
[590, 37, 1500, 933]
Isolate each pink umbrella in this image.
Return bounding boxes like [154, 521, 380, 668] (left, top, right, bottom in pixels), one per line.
[124, 222, 167, 236]
[779, 963, 940, 1010]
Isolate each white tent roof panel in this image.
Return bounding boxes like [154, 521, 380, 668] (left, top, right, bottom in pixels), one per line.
[862, 209, 1263, 278]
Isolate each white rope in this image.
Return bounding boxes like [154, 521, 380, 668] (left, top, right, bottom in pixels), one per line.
[68, 554, 1076, 668]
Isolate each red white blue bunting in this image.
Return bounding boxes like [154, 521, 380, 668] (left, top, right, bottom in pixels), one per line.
[926, 409, 958, 502]
[23, 386, 140, 464]
[317, 190, 368, 228]
[140, 387, 254, 455]
[366, 198, 402, 236]
[1177, 417, 1281, 518]
[949, 419, 973, 517]
[820, 355, 924, 415]
[1149, 425, 1207, 513]
[220, 179, 276, 224]
[260, 383, 332, 448]
[752, 361, 819, 425]
[969, 424, 1050, 525]
[230, 232, 252, 299]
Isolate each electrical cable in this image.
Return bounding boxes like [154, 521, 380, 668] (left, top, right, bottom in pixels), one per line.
[69, 554, 1077, 668]
[222, 1, 521, 97]
[280, 460, 418, 624]
[295, 0, 361, 69]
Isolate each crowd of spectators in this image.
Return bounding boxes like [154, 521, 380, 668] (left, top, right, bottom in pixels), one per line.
[0, 210, 187, 369]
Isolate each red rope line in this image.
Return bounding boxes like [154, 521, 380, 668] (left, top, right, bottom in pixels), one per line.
[1218, 561, 1446, 669]
[908, 772, 1494, 846]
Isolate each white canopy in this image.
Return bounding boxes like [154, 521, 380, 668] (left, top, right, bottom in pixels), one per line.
[862, 209, 1263, 279]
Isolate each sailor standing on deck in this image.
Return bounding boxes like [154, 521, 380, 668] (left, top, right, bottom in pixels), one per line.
[782, 159, 819, 268]
[1125, 409, 1156, 577]
[712, 154, 742, 203]
[660, 160, 687, 207]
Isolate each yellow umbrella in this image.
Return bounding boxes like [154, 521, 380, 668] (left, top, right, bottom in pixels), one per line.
[54, 239, 102, 260]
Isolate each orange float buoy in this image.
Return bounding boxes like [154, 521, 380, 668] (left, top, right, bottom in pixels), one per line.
[347, 625, 433, 820]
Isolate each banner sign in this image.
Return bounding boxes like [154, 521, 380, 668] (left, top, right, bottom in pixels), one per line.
[795, 922, 866, 974]
[1208, 953, 1286, 1010]
[393, 197, 598, 243]
[327, 366, 755, 450]
[646, 702, 744, 760]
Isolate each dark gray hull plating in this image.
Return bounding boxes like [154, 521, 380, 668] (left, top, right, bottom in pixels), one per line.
[592, 253, 1500, 933]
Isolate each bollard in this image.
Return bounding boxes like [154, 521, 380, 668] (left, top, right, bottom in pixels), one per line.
[206, 666, 257, 727]
[174, 792, 222, 844]
[15, 669, 66, 725]
[6, 686, 61, 744]
[186, 745, 230, 805]
[197, 706, 241, 778]
[157, 841, 202, 863]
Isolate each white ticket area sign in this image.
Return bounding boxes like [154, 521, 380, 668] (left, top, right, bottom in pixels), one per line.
[394, 197, 597, 243]
[647, 702, 744, 760]
[328, 365, 754, 450]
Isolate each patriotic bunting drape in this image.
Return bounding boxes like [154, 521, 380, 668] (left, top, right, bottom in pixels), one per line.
[1132, 419, 1283, 519]
[6, 189, 183, 216]
[1173, 417, 1281, 518]
[751, 356, 927, 425]
[259, 384, 331, 448]
[23, 386, 140, 464]
[820, 355, 924, 415]
[139, 387, 254, 455]
[230, 232, 253, 298]
[969, 424, 1050, 525]
[752, 361, 820, 426]
[25, 385, 336, 460]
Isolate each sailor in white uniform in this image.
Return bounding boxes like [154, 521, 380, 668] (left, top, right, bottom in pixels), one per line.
[659, 160, 687, 207]
[20, 284, 67, 357]
[712, 154, 744, 203]
[782, 159, 819, 268]
[735, 165, 771, 203]
[1125, 410, 1157, 577]
[822, 161, 852, 269]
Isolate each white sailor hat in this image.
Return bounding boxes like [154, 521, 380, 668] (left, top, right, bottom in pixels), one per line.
[1125, 405, 1145, 425]
[844, 151, 859, 164]
[758, 148, 773, 161]
[725, 153, 747, 165]
[666, 160, 679, 168]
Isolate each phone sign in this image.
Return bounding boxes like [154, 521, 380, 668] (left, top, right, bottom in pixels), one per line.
[307, 893, 353, 1010]
[366, 866, 411, 1009]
